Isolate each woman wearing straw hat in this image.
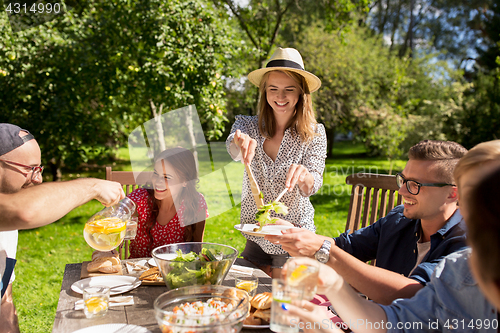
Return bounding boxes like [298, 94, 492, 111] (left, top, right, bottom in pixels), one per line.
[226, 47, 327, 277]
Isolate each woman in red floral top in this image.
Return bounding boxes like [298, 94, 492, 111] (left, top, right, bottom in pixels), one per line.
[127, 148, 209, 258]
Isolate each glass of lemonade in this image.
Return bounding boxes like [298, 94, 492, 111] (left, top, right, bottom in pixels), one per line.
[83, 286, 110, 319]
[270, 279, 304, 333]
[285, 258, 319, 301]
[235, 274, 258, 297]
[124, 216, 138, 240]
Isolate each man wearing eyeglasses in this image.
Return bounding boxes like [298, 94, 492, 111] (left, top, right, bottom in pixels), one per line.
[266, 140, 468, 305]
[0, 123, 125, 332]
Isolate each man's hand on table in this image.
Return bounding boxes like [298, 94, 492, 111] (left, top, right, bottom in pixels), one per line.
[265, 221, 330, 257]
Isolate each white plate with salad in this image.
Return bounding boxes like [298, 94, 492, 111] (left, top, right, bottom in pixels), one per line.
[234, 224, 297, 237]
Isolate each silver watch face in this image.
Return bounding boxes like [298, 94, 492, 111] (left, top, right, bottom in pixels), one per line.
[315, 249, 329, 263]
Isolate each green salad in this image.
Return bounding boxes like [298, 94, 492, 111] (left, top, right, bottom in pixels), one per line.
[254, 192, 289, 232]
[164, 248, 231, 289]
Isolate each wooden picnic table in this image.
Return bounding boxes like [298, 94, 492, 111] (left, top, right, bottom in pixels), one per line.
[52, 258, 273, 333]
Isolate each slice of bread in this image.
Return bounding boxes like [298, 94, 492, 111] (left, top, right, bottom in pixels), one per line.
[250, 292, 272, 310]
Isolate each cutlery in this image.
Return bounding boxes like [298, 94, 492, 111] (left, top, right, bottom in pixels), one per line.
[274, 187, 288, 203]
[221, 298, 246, 323]
[245, 164, 264, 209]
[109, 283, 134, 292]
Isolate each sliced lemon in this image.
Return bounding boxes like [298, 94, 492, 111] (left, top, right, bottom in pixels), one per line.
[236, 281, 258, 293]
[87, 217, 126, 235]
[287, 264, 311, 285]
[84, 296, 108, 313]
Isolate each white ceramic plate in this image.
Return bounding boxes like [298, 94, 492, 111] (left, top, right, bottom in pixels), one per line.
[234, 224, 297, 237]
[71, 276, 141, 296]
[72, 323, 151, 333]
[243, 324, 270, 329]
[147, 258, 157, 267]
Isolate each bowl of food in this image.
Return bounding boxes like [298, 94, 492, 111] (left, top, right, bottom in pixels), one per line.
[154, 285, 250, 333]
[152, 243, 238, 289]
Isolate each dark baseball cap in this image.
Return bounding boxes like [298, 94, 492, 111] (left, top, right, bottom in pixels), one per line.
[0, 123, 35, 156]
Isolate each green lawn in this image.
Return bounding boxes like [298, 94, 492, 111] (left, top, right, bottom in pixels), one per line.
[14, 141, 405, 332]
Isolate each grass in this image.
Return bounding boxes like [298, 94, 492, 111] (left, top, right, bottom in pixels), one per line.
[14, 141, 405, 332]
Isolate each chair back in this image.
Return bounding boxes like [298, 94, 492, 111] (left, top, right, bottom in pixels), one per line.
[345, 173, 402, 233]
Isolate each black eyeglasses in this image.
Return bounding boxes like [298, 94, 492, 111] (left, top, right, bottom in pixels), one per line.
[0, 159, 44, 182]
[395, 173, 455, 195]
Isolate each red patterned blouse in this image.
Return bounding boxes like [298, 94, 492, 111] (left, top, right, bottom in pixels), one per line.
[127, 188, 208, 258]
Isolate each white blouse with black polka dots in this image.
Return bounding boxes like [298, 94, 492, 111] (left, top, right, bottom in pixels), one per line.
[226, 115, 327, 254]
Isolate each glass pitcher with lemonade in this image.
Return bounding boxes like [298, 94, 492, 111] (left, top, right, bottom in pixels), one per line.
[83, 197, 136, 251]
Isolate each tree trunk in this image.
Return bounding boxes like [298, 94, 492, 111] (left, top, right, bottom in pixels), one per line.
[185, 105, 199, 170]
[49, 158, 62, 181]
[149, 99, 166, 154]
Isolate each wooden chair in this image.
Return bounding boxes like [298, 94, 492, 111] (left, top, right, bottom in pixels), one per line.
[345, 173, 402, 233]
[344, 173, 402, 266]
[105, 167, 149, 259]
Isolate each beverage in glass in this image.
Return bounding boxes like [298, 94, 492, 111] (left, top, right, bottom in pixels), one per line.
[285, 258, 319, 300]
[83, 286, 110, 318]
[124, 217, 138, 240]
[270, 279, 304, 333]
[235, 274, 258, 297]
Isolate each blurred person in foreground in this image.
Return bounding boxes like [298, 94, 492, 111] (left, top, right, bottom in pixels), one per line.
[0, 123, 125, 331]
[267, 140, 468, 304]
[283, 140, 500, 333]
[127, 147, 208, 258]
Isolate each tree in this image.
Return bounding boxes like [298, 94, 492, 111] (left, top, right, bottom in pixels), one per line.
[0, 0, 237, 179]
[294, 23, 469, 157]
[212, 0, 371, 113]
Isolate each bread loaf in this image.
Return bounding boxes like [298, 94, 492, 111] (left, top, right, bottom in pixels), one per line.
[88, 250, 121, 274]
[243, 315, 262, 326]
[253, 309, 271, 322]
[92, 250, 119, 261]
[92, 256, 121, 266]
[87, 260, 112, 273]
[99, 264, 121, 274]
[250, 292, 272, 310]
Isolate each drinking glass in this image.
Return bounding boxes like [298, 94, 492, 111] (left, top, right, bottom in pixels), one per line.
[270, 279, 304, 333]
[235, 274, 258, 297]
[83, 285, 110, 319]
[124, 217, 138, 240]
[285, 257, 319, 300]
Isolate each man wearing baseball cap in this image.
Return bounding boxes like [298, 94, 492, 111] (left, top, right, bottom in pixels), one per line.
[0, 123, 125, 332]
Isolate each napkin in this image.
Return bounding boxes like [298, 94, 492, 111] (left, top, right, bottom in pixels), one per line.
[126, 260, 148, 274]
[74, 296, 134, 310]
[229, 265, 254, 276]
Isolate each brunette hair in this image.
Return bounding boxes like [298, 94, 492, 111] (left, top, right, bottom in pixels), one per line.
[257, 70, 317, 144]
[144, 148, 202, 251]
[467, 166, 500, 282]
[408, 140, 468, 184]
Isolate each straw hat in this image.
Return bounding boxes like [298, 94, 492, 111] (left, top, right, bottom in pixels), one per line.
[248, 47, 321, 93]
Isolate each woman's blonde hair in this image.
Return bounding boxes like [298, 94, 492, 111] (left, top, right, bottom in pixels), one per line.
[257, 70, 317, 143]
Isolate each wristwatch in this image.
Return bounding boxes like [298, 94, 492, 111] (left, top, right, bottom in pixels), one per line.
[314, 240, 331, 264]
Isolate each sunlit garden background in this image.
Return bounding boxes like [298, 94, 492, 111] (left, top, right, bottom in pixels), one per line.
[1, 0, 499, 331]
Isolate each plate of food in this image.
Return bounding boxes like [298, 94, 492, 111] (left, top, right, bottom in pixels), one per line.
[243, 292, 271, 329]
[71, 275, 141, 296]
[235, 224, 297, 237]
